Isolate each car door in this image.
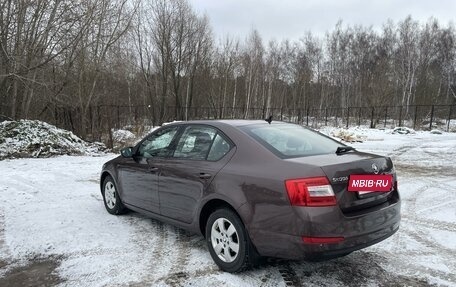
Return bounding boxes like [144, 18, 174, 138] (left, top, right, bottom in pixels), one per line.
[154, 125, 234, 223]
[117, 126, 179, 213]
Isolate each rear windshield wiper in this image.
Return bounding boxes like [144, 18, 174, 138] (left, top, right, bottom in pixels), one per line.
[336, 146, 355, 154]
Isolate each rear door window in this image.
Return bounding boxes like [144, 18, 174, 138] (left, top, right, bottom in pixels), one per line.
[241, 123, 341, 158]
[207, 134, 231, 161]
[173, 126, 216, 160]
[173, 125, 232, 161]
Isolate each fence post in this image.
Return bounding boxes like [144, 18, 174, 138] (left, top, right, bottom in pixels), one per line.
[116, 106, 120, 128]
[325, 108, 328, 126]
[370, 107, 375, 128]
[89, 106, 93, 139]
[413, 105, 418, 130]
[306, 107, 309, 126]
[335, 109, 338, 127]
[358, 107, 361, 126]
[97, 106, 101, 141]
[346, 107, 350, 128]
[54, 106, 58, 126]
[384, 107, 388, 128]
[429, 105, 435, 130]
[398, 106, 402, 127]
[447, 105, 453, 132]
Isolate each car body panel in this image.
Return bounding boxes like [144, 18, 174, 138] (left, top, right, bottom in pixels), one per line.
[154, 148, 235, 223]
[117, 157, 160, 213]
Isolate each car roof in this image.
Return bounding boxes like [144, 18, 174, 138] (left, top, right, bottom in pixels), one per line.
[166, 119, 290, 128]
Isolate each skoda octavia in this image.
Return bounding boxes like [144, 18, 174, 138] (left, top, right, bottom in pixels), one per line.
[100, 120, 400, 272]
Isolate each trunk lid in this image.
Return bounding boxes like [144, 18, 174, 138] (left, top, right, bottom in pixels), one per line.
[286, 151, 396, 213]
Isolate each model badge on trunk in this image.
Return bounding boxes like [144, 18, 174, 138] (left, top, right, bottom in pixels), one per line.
[332, 176, 349, 183]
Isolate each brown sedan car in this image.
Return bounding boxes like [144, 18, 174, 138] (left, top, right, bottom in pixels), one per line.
[100, 120, 401, 272]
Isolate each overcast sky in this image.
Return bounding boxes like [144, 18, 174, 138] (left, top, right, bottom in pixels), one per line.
[189, 0, 456, 42]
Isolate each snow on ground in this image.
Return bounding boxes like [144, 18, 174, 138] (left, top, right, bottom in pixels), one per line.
[0, 127, 456, 286]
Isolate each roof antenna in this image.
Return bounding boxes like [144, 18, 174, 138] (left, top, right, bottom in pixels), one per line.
[265, 115, 273, 124]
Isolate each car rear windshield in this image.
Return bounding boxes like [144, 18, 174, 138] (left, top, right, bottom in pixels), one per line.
[241, 123, 342, 158]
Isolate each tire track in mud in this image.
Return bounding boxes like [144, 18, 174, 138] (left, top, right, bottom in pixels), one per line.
[403, 226, 456, 277]
[288, 252, 426, 287]
[154, 265, 222, 286]
[395, 176, 456, 284]
[381, 234, 456, 285]
[0, 210, 10, 272]
[277, 262, 302, 287]
[401, 177, 456, 233]
[396, 163, 456, 178]
[153, 226, 223, 286]
[388, 144, 415, 160]
[260, 259, 302, 287]
[402, 217, 456, 233]
[388, 151, 456, 286]
[163, 227, 193, 287]
[133, 218, 167, 286]
[257, 269, 274, 287]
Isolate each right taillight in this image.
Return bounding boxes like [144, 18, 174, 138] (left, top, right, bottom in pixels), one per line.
[285, 177, 337, 207]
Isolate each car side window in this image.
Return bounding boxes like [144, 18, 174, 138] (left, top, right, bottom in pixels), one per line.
[138, 126, 178, 158]
[207, 134, 231, 161]
[173, 126, 216, 160]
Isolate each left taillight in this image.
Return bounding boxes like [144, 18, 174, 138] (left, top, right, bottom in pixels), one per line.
[285, 177, 337, 207]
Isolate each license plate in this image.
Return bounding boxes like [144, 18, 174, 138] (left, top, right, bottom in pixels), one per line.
[348, 174, 393, 192]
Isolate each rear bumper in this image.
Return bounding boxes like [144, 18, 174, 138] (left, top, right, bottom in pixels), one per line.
[250, 199, 401, 260]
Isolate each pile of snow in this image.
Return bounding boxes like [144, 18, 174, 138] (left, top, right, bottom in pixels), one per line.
[111, 125, 162, 149]
[330, 128, 367, 142]
[0, 120, 106, 160]
[430, 129, 443, 135]
[392, 127, 416, 134]
[112, 129, 136, 143]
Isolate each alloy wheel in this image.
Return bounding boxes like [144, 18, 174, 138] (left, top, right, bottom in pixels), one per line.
[104, 181, 116, 209]
[210, 217, 240, 263]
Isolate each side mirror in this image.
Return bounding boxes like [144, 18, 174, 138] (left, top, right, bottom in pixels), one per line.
[120, 147, 134, 158]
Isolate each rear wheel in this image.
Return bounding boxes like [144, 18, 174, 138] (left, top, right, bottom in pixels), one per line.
[102, 175, 127, 215]
[206, 208, 259, 272]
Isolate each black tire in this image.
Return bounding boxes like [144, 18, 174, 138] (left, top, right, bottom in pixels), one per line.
[102, 175, 127, 215]
[205, 208, 260, 272]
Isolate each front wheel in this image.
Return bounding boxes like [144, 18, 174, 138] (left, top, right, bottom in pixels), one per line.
[206, 208, 259, 272]
[102, 175, 127, 215]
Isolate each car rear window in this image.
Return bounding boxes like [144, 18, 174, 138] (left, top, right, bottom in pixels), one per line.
[241, 123, 342, 158]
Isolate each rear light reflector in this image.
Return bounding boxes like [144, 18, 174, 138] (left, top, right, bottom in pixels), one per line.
[302, 236, 344, 244]
[285, 177, 336, 206]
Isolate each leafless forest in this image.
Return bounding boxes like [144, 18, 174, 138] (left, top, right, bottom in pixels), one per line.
[1, 0, 455, 140]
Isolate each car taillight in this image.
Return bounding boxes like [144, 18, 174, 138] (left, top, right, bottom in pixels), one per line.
[285, 177, 336, 206]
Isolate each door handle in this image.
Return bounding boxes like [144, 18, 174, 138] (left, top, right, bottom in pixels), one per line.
[148, 167, 159, 173]
[198, 173, 212, 180]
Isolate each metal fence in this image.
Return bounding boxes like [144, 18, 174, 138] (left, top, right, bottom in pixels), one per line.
[2, 104, 455, 145]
